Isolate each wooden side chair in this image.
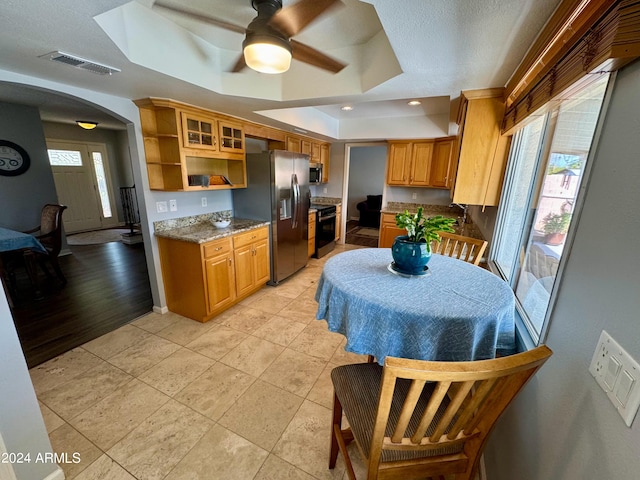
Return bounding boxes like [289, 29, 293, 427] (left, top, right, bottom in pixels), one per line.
[432, 232, 488, 266]
[24, 204, 68, 285]
[329, 346, 552, 480]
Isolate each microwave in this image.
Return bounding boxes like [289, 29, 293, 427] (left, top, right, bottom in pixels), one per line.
[309, 163, 323, 184]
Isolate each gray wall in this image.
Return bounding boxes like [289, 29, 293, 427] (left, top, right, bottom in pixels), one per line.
[485, 61, 640, 479]
[0, 287, 59, 480]
[0, 103, 59, 231]
[347, 146, 386, 220]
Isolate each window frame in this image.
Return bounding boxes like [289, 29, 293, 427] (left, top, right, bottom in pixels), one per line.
[489, 73, 616, 346]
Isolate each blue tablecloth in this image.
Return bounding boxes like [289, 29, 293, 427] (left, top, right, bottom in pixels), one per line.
[0, 227, 47, 254]
[315, 248, 516, 364]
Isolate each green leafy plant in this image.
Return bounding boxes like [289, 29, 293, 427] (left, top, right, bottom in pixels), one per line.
[542, 212, 571, 235]
[395, 207, 456, 249]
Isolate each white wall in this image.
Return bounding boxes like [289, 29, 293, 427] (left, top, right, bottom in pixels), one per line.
[0, 288, 59, 480]
[485, 61, 640, 480]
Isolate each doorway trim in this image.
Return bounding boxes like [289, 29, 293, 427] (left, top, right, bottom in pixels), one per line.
[340, 142, 388, 244]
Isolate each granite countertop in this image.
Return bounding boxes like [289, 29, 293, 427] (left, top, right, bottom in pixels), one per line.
[154, 218, 269, 244]
[382, 202, 484, 241]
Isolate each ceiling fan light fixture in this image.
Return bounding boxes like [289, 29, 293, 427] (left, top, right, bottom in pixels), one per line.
[243, 33, 292, 74]
[76, 121, 98, 130]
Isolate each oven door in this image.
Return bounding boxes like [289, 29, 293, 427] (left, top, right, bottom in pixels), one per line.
[315, 212, 336, 258]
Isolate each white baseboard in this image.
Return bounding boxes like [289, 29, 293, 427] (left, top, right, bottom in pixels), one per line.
[153, 305, 168, 314]
[44, 466, 66, 480]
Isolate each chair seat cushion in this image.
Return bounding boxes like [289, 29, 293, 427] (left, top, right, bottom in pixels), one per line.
[331, 363, 463, 463]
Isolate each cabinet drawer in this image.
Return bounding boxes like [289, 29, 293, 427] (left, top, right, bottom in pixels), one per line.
[233, 227, 269, 249]
[203, 237, 232, 258]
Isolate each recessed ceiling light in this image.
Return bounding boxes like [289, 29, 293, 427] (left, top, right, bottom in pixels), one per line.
[341, 106, 353, 111]
[408, 100, 421, 106]
[76, 121, 98, 130]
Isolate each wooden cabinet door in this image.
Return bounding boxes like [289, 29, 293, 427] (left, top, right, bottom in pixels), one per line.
[253, 239, 270, 286]
[379, 223, 405, 248]
[430, 139, 454, 188]
[205, 253, 235, 313]
[181, 112, 217, 151]
[234, 244, 255, 298]
[410, 142, 433, 185]
[218, 120, 245, 154]
[301, 140, 311, 156]
[310, 142, 321, 163]
[386, 143, 411, 185]
[320, 144, 330, 183]
[286, 136, 302, 153]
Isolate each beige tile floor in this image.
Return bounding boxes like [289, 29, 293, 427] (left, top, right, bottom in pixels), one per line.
[31, 244, 381, 480]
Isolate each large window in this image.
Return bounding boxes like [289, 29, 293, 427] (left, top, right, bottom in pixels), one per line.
[491, 75, 611, 343]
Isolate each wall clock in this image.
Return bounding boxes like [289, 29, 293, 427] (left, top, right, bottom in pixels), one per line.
[0, 140, 31, 176]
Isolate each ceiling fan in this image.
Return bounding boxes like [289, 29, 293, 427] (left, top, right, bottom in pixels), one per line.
[154, 0, 347, 74]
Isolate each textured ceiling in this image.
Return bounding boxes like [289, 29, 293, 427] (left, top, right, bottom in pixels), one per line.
[0, 0, 563, 140]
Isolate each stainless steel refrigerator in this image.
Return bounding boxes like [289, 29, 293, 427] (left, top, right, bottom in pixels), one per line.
[233, 150, 310, 285]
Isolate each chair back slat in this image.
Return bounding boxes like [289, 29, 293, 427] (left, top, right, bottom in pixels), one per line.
[392, 379, 428, 443]
[447, 378, 497, 439]
[409, 381, 451, 444]
[432, 232, 488, 266]
[429, 380, 474, 442]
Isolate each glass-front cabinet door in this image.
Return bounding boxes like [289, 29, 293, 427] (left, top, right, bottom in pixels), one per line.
[218, 121, 245, 154]
[181, 112, 217, 150]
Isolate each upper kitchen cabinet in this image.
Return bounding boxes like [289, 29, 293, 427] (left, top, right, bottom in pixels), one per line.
[286, 135, 302, 153]
[320, 143, 330, 183]
[135, 98, 247, 191]
[284, 134, 331, 183]
[387, 140, 453, 188]
[450, 89, 510, 207]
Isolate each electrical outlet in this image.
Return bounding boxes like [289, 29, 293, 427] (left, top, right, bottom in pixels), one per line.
[169, 199, 177, 212]
[589, 330, 640, 427]
[201, 197, 207, 207]
[156, 201, 168, 213]
[412, 193, 417, 200]
[323, 187, 328, 194]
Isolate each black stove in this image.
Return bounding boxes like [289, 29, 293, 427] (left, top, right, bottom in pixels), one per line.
[310, 203, 337, 258]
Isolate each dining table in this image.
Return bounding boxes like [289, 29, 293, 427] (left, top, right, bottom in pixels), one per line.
[315, 248, 516, 364]
[0, 227, 47, 304]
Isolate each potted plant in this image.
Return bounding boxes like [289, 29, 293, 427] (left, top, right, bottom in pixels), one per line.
[391, 207, 456, 275]
[542, 211, 571, 245]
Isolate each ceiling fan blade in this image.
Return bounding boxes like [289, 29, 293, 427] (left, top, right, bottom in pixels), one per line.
[231, 54, 247, 73]
[153, 1, 246, 35]
[270, 0, 343, 38]
[290, 39, 346, 74]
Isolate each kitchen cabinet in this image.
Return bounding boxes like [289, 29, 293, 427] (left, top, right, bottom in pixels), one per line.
[430, 138, 455, 188]
[386, 141, 435, 187]
[335, 204, 342, 242]
[320, 143, 330, 183]
[378, 213, 405, 248]
[308, 210, 316, 257]
[135, 98, 247, 191]
[157, 226, 269, 322]
[286, 135, 302, 153]
[232, 227, 270, 298]
[451, 89, 511, 206]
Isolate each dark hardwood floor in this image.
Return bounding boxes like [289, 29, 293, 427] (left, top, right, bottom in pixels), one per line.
[8, 242, 153, 368]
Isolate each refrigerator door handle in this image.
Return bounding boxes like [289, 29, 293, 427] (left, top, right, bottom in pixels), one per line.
[291, 173, 299, 228]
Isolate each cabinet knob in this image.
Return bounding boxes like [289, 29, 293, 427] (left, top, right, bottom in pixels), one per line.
[228, 258, 232, 266]
[215, 246, 222, 251]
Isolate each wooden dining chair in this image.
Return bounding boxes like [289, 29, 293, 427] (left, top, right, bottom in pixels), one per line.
[431, 232, 488, 266]
[24, 204, 68, 285]
[329, 345, 552, 480]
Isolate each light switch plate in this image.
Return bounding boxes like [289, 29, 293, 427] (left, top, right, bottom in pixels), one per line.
[156, 201, 168, 213]
[201, 197, 207, 207]
[589, 330, 640, 427]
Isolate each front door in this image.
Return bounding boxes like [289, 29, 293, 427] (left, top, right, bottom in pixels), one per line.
[46, 140, 117, 233]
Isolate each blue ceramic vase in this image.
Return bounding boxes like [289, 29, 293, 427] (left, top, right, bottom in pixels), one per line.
[391, 235, 431, 275]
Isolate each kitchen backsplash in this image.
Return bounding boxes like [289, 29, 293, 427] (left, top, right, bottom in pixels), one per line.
[311, 196, 342, 205]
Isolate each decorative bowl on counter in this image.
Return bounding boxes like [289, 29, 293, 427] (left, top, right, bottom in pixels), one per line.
[212, 220, 231, 228]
